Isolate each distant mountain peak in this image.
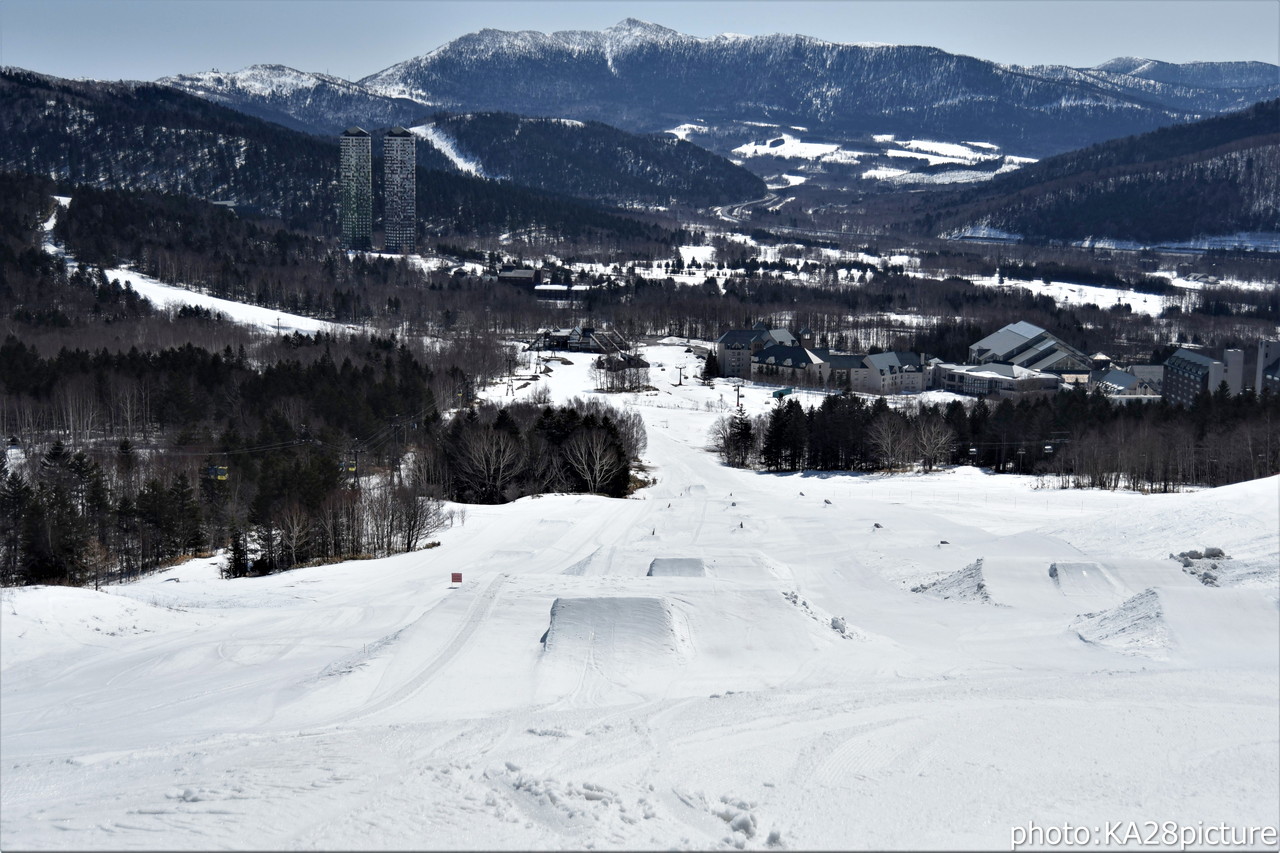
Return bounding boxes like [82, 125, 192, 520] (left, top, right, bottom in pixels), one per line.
[1091, 56, 1280, 89]
[1095, 56, 1156, 74]
[609, 17, 678, 37]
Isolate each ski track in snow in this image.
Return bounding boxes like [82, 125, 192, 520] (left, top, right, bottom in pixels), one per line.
[6, 214, 1280, 849]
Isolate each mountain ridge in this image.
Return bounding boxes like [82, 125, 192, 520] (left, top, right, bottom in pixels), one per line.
[931, 99, 1280, 243]
[150, 21, 1277, 158]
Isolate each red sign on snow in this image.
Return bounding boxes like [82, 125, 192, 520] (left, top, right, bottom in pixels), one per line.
[451, 573, 462, 584]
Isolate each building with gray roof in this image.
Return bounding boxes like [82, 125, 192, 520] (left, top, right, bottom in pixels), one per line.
[716, 324, 798, 378]
[1090, 368, 1161, 403]
[968, 321, 1091, 375]
[1162, 348, 1224, 407]
[860, 351, 926, 394]
[750, 345, 828, 386]
[933, 362, 1060, 397]
[383, 127, 416, 255]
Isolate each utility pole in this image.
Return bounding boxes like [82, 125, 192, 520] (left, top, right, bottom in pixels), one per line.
[735, 384, 743, 409]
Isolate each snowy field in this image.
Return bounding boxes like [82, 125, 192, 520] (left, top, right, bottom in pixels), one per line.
[3, 342, 1278, 851]
[968, 272, 1279, 323]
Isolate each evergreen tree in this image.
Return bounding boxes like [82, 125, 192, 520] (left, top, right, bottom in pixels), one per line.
[0, 471, 32, 585]
[701, 352, 720, 382]
[169, 473, 204, 555]
[761, 405, 789, 471]
[726, 407, 755, 469]
[763, 399, 808, 471]
[224, 523, 250, 579]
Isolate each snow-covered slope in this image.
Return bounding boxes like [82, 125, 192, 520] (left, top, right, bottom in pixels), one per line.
[158, 64, 429, 136]
[411, 123, 487, 176]
[3, 340, 1277, 850]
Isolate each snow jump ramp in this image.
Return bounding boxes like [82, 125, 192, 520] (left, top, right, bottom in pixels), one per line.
[536, 596, 692, 705]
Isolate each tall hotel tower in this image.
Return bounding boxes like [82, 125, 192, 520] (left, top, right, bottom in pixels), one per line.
[383, 127, 416, 254]
[339, 127, 372, 250]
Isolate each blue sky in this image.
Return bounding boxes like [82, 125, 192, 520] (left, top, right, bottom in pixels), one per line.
[2, 0, 1277, 82]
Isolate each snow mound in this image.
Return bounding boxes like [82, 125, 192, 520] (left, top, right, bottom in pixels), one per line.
[1049, 562, 1125, 599]
[541, 596, 690, 671]
[912, 559, 997, 604]
[1072, 589, 1171, 659]
[647, 557, 705, 577]
[1042, 475, 1279, 572]
[1, 586, 202, 670]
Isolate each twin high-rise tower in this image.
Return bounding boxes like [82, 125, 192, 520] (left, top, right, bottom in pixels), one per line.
[339, 127, 372, 251]
[339, 126, 416, 254]
[383, 127, 416, 255]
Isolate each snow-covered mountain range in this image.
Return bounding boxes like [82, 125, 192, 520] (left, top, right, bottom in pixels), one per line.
[158, 63, 428, 136]
[160, 18, 1279, 165]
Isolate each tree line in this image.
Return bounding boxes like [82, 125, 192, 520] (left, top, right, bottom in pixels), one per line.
[0, 328, 646, 586]
[711, 384, 1279, 491]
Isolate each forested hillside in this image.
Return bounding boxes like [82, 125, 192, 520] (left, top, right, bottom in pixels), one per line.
[159, 64, 431, 136]
[932, 99, 1280, 242]
[0, 69, 675, 248]
[430, 112, 766, 206]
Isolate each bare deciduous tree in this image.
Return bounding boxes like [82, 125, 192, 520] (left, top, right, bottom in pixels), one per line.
[364, 484, 396, 558]
[562, 428, 626, 494]
[452, 428, 525, 503]
[278, 501, 311, 568]
[914, 414, 957, 472]
[394, 487, 447, 552]
[868, 411, 911, 470]
[57, 377, 99, 447]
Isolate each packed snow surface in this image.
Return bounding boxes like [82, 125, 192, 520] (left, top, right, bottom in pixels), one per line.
[646, 558, 706, 577]
[3, 340, 1277, 850]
